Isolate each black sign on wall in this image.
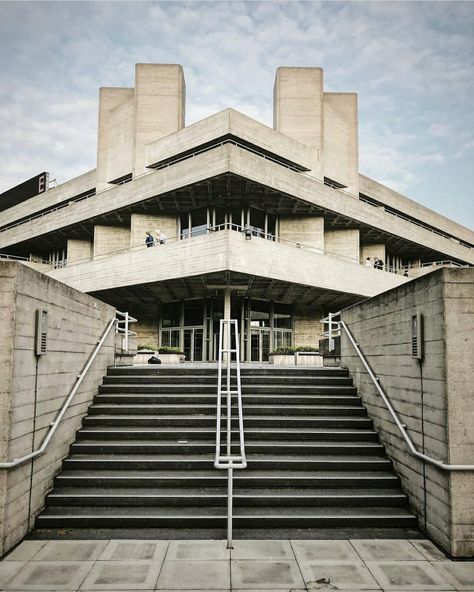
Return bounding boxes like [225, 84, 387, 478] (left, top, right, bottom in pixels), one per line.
[0, 172, 49, 213]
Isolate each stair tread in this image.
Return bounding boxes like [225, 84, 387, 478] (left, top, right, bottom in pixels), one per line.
[78, 426, 377, 434]
[72, 440, 383, 447]
[39, 505, 414, 517]
[66, 453, 389, 461]
[48, 487, 406, 497]
[57, 469, 398, 478]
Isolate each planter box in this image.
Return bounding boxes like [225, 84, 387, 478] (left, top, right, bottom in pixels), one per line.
[269, 353, 323, 366]
[159, 353, 185, 364]
[269, 354, 295, 365]
[134, 350, 156, 365]
[295, 352, 323, 366]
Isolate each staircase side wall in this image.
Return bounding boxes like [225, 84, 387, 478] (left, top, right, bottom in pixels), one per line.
[0, 261, 115, 557]
[340, 267, 474, 557]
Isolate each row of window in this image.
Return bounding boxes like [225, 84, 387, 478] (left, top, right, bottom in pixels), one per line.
[179, 207, 277, 239]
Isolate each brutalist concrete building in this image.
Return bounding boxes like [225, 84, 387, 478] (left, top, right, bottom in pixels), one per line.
[1, 63, 472, 361]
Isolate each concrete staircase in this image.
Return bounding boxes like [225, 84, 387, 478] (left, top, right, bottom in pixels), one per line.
[36, 366, 417, 533]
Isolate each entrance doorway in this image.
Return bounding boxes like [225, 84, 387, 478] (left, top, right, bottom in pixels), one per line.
[183, 328, 204, 362]
[250, 328, 271, 362]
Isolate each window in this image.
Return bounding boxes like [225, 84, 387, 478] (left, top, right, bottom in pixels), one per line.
[191, 207, 207, 237]
[162, 302, 180, 328]
[184, 299, 204, 326]
[274, 303, 292, 329]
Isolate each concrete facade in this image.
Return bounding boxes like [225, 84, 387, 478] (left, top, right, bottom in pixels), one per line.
[0, 62, 472, 360]
[0, 262, 115, 556]
[340, 268, 474, 557]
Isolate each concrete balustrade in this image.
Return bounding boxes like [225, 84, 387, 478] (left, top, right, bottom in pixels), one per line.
[340, 267, 474, 557]
[0, 262, 115, 556]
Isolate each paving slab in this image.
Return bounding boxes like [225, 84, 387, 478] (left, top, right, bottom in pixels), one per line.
[80, 560, 162, 590]
[98, 540, 168, 561]
[5, 561, 94, 591]
[156, 560, 230, 589]
[167, 540, 229, 561]
[3, 542, 48, 562]
[231, 560, 305, 589]
[366, 561, 455, 590]
[231, 541, 293, 561]
[299, 562, 381, 590]
[34, 540, 108, 561]
[351, 540, 425, 561]
[0, 562, 26, 588]
[292, 540, 360, 563]
[409, 541, 448, 562]
[431, 562, 474, 590]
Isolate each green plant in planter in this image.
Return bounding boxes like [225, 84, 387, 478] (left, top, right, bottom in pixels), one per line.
[158, 346, 185, 355]
[137, 344, 157, 351]
[270, 346, 319, 355]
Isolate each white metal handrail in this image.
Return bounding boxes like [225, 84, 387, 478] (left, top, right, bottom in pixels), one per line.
[0, 312, 130, 470]
[321, 312, 474, 471]
[115, 310, 137, 352]
[215, 318, 246, 548]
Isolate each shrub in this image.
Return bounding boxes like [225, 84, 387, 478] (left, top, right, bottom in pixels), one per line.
[137, 344, 157, 351]
[158, 346, 185, 355]
[270, 346, 319, 355]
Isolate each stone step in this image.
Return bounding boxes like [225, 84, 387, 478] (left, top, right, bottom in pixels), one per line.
[36, 505, 418, 529]
[76, 426, 380, 442]
[62, 454, 391, 471]
[87, 404, 367, 417]
[46, 486, 408, 507]
[55, 469, 401, 488]
[70, 440, 385, 455]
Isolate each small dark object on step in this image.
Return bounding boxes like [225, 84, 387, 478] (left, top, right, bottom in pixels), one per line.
[148, 356, 161, 364]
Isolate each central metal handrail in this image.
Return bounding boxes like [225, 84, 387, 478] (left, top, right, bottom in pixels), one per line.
[321, 312, 474, 471]
[215, 318, 246, 548]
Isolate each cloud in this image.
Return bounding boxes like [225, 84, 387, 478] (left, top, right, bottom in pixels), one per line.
[0, 0, 472, 227]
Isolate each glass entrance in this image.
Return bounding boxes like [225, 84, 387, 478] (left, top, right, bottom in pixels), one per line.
[184, 328, 203, 362]
[250, 328, 271, 362]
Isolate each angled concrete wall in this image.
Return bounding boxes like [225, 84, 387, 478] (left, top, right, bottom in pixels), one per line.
[279, 216, 324, 251]
[340, 268, 474, 557]
[0, 262, 115, 557]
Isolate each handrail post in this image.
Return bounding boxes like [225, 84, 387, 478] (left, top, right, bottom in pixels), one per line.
[328, 312, 334, 352]
[214, 318, 246, 549]
[124, 312, 129, 352]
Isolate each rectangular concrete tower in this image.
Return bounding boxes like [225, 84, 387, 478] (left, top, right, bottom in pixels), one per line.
[273, 67, 324, 179]
[96, 64, 186, 189]
[323, 92, 359, 195]
[133, 63, 186, 176]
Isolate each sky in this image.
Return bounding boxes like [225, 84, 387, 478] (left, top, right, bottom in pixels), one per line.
[0, 0, 473, 229]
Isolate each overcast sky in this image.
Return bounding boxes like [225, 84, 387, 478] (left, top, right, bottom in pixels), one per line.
[0, 0, 473, 228]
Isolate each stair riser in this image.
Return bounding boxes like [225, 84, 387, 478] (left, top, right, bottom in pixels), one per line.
[45, 495, 408, 508]
[70, 443, 384, 455]
[98, 385, 356, 394]
[94, 395, 360, 406]
[36, 515, 418, 529]
[55, 476, 400, 488]
[107, 368, 349, 377]
[87, 406, 368, 417]
[63, 459, 392, 471]
[83, 417, 373, 428]
[75, 430, 380, 442]
[103, 376, 352, 386]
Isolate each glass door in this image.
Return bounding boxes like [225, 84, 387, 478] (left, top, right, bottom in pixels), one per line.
[250, 328, 271, 362]
[184, 328, 204, 362]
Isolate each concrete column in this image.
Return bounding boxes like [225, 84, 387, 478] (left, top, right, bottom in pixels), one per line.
[93, 225, 131, 258]
[279, 216, 324, 251]
[67, 239, 93, 264]
[324, 229, 360, 262]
